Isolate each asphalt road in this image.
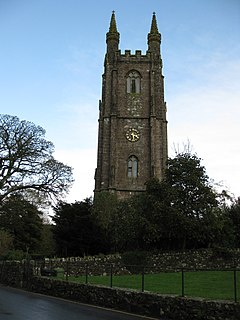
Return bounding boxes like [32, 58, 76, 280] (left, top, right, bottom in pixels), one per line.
[0, 285, 156, 320]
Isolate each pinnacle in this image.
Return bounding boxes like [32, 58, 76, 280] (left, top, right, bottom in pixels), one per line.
[109, 10, 118, 33]
[150, 12, 159, 35]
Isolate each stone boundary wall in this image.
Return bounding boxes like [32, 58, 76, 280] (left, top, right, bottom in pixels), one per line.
[41, 249, 240, 275]
[0, 261, 32, 288]
[148, 249, 240, 271]
[0, 261, 240, 320]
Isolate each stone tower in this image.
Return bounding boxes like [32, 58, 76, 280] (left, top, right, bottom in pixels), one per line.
[94, 12, 168, 199]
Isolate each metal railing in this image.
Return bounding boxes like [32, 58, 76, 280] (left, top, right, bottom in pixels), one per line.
[35, 260, 240, 303]
[0, 259, 239, 303]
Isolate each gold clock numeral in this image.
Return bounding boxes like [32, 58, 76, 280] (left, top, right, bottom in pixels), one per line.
[126, 128, 140, 142]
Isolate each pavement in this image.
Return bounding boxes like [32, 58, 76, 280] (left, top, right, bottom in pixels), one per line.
[0, 285, 157, 320]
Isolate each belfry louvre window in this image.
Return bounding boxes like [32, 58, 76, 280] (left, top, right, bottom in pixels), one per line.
[128, 155, 138, 178]
[127, 71, 141, 93]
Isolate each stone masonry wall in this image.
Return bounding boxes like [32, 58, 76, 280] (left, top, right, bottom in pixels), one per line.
[147, 249, 240, 271]
[41, 249, 240, 276]
[28, 277, 240, 320]
[0, 259, 240, 320]
[0, 260, 33, 288]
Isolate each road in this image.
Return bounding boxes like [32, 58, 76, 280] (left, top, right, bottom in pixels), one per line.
[0, 285, 156, 320]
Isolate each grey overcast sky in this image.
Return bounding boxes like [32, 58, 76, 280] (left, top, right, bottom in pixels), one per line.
[0, 0, 239, 202]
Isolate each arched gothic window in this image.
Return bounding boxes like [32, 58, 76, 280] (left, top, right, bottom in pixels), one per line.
[127, 71, 141, 93]
[127, 155, 138, 178]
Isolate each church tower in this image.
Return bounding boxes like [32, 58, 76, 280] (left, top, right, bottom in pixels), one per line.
[94, 12, 168, 199]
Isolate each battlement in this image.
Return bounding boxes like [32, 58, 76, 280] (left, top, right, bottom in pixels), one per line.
[117, 49, 151, 62]
[124, 49, 143, 56]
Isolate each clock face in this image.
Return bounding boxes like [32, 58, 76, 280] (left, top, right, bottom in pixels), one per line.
[126, 128, 140, 142]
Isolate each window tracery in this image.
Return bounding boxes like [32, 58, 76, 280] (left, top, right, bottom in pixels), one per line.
[127, 71, 141, 93]
[127, 155, 138, 178]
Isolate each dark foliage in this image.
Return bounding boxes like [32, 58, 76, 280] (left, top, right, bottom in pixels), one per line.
[122, 250, 148, 273]
[0, 195, 43, 253]
[52, 152, 239, 256]
[52, 198, 110, 257]
[107, 152, 233, 252]
[226, 198, 240, 247]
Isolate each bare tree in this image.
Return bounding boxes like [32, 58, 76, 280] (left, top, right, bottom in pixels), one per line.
[0, 114, 74, 203]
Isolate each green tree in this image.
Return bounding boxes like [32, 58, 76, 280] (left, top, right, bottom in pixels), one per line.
[0, 230, 13, 257]
[38, 223, 56, 257]
[92, 191, 118, 230]
[0, 114, 74, 204]
[225, 197, 240, 247]
[92, 191, 118, 250]
[0, 195, 43, 253]
[164, 152, 220, 249]
[112, 152, 222, 251]
[111, 197, 142, 251]
[143, 178, 186, 250]
[108, 183, 175, 251]
[52, 198, 109, 257]
[93, 191, 157, 252]
[92, 152, 232, 252]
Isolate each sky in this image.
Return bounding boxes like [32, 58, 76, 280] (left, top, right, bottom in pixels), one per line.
[0, 0, 240, 203]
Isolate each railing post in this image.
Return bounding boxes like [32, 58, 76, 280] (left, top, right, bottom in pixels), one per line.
[85, 264, 88, 284]
[141, 267, 145, 292]
[66, 259, 69, 281]
[234, 268, 237, 303]
[0, 260, 5, 282]
[110, 264, 113, 288]
[181, 268, 185, 297]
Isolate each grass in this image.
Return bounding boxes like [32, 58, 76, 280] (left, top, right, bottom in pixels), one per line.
[53, 270, 240, 302]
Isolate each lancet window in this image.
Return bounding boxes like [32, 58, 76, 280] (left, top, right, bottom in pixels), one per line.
[127, 155, 138, 178]
[127, 71, 141, 93]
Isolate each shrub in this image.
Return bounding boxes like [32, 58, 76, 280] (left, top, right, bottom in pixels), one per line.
[212, 246, 234, 260]
[122, 251, 148, 274]
[3, 250, 26, 261]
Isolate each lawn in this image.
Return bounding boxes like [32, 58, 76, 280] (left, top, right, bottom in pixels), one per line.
[53, 270, 240, 302]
